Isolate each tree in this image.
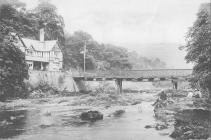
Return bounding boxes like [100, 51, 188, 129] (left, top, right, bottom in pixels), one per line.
[64, 31, 133, 71]
[183, 3, 211, 98]
[0, 3, 28, 99]
[64, 31, 94, 70]
[102, 44, 132, 70]
[0, 0, 26, 8]
[28, 0, 65, 48]
[0, 0, 38, 39]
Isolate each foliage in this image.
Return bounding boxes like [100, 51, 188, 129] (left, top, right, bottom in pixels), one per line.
[64, 31, 95, 70]
[183, 3, 211, 95]
[64, 31, 127, 70]
[102, 44, 132, 70]
[0, 1, 29, 99]
[29, 82, 59, 98]
[26, 0, 65, 48]
[0, 26, 28, 99]
[128, 51, 166, 69]
[0, 0, 65, 48]
[64, 31, 165, 71]
[0, 2, 35, 37]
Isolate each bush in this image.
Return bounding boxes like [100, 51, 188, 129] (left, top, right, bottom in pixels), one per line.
[28, 82, 59, 98]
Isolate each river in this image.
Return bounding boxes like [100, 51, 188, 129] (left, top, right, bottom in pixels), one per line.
[1, 82, 209, 140]
[0, 90, 174, 139]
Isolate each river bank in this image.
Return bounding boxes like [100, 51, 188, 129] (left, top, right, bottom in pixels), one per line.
[153, 89, 211, 140]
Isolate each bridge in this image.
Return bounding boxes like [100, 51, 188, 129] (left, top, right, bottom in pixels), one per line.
[72, 69, 192, 93]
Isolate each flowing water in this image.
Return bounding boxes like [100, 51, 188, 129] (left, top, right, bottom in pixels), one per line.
[0, 84, 211, 140]
[0, 91, 175, 140]
[1, 83, 211, 140]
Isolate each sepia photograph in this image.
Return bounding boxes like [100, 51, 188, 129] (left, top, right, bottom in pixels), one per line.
[0, 0, 211, 139]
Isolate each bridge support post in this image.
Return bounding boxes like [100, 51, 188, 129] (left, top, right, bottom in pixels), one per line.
[74, 79, 87, 93]
[115, 78, 123, 94]
[171, 79, 178, 90]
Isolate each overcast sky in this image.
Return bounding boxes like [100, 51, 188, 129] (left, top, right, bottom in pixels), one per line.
[21, 0, 209, 45]
[21, 0, 210, 68]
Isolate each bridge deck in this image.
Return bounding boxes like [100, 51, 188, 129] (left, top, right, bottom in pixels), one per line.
[72, 69, 192, 81]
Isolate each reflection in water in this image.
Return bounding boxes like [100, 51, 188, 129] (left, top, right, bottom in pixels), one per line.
[0, 92, 180, 140]
[0, 110, 27, 139]
[0, 101, 174, 140]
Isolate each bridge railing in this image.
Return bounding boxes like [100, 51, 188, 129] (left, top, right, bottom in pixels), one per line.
[72, 69, 193, 78]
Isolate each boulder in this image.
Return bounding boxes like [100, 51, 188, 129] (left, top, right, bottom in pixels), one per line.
[80, 111, 103, 121]
[155, 123, 168, 130]
[131, 101, 141, 105]
[112, 110, 125, 117]
[187, 92, 193, 98]
[145, 125, 154, 129]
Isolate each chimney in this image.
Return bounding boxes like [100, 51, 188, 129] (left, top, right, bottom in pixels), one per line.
[39, 28, 44, 42]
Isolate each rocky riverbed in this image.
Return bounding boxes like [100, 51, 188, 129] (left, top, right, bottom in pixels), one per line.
[0, 82, 210, 140]
[153, 89, 211, 140]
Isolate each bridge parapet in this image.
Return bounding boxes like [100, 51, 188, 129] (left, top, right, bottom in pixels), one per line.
[72, 69, 192, 79]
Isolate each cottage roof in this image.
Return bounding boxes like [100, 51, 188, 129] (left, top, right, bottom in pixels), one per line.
[21, 38, 58, 52]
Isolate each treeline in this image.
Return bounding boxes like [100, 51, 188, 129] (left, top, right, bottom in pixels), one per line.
[65, 31, 132, 71]
[64, 31, 166, 71]
[182, 3, 211, 98]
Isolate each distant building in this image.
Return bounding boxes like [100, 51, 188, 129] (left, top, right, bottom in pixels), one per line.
[17, 29, 63, 71]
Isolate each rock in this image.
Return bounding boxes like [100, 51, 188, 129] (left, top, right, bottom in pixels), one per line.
[193, 91, 202, 98]
[40, 124, 52, 128]
[193, 94, 200, 98]
[131, 101, 141, 105]
[159, 132, 169, 136]
[187, 92, 193, 98]
[43, 112, 51, 116]
[80, 111, 103, 121]
[112, 110, 125, 117]
[170, 131, 180, 138]
[155, 123, 168, 130]
[105, 105, 110, 109]
[10, 116, 16, 121]
[58, 99, 68, 104]
[145, 125, 154, 129]
[184, 130, 192, 136]
[0, 120, 13, 126]
[159, 91, 167, 100]
[187, 91, 202, 98]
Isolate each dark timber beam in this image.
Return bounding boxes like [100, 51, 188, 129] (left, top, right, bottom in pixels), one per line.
[115, 78, 123, 94]
[171, 78, 178, 90]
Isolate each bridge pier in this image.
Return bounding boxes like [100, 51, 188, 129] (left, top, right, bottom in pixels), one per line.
[74, 79, 87, 93]
[115, 79, 123, 94]
[171, 79, 178, 90]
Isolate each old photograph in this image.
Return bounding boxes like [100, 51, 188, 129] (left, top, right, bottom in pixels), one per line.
[0, 0, 211, 139]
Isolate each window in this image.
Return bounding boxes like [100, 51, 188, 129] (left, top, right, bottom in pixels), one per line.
[26, 50, 33, 55]
[28, 63, 32, 67]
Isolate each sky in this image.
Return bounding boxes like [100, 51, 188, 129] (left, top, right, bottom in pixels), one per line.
[21, 0, 210, 68]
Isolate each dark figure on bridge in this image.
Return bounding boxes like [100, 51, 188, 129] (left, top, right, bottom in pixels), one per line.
[172, 80, 178, 90]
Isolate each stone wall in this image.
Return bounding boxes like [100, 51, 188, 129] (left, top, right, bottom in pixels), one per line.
[25, 70, 79, 92]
